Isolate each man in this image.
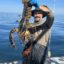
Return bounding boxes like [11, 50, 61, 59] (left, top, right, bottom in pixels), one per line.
[22, 5, 54, 64]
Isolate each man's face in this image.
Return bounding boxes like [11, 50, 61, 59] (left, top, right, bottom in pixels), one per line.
[34, 12, 43, 22]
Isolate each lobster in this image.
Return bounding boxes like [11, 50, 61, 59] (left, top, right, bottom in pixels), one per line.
[9, 0, 32, 48]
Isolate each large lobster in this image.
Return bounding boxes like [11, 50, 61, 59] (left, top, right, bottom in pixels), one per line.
[9, 0, 32, 48]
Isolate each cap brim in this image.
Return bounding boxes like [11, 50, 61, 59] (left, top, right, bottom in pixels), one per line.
[32, 9, 48, 18]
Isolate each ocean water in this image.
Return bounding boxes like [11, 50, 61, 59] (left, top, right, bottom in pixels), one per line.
[0, 12, 64, 62]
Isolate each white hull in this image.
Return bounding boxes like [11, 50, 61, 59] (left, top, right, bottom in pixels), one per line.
[50, 57, 64, 64]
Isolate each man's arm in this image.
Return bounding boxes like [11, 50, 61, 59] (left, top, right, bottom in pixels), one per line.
[28, 5, 54, 29]
[44, 6, 54, 29]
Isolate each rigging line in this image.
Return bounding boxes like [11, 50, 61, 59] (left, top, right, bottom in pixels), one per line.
[53, 0, 56, 13]
[49, 0, 55, 46]
[48, 0, 55, 57]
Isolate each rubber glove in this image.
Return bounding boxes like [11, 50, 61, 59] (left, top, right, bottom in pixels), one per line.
[29, 0, 41, 7]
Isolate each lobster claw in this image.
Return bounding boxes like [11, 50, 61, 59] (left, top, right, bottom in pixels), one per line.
[9, 28, 19, 48]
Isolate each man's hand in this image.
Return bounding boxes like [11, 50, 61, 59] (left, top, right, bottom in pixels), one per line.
[22, 0, 29, 3]
[22, 45, 32, 57]
[22, 49, 31, 57]
[39, 5, 49, 12]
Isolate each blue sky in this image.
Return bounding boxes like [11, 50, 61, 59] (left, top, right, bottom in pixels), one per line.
[0, 0, 64, 14]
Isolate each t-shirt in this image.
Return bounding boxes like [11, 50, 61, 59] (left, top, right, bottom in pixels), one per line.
[29, 0, 41, 7]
